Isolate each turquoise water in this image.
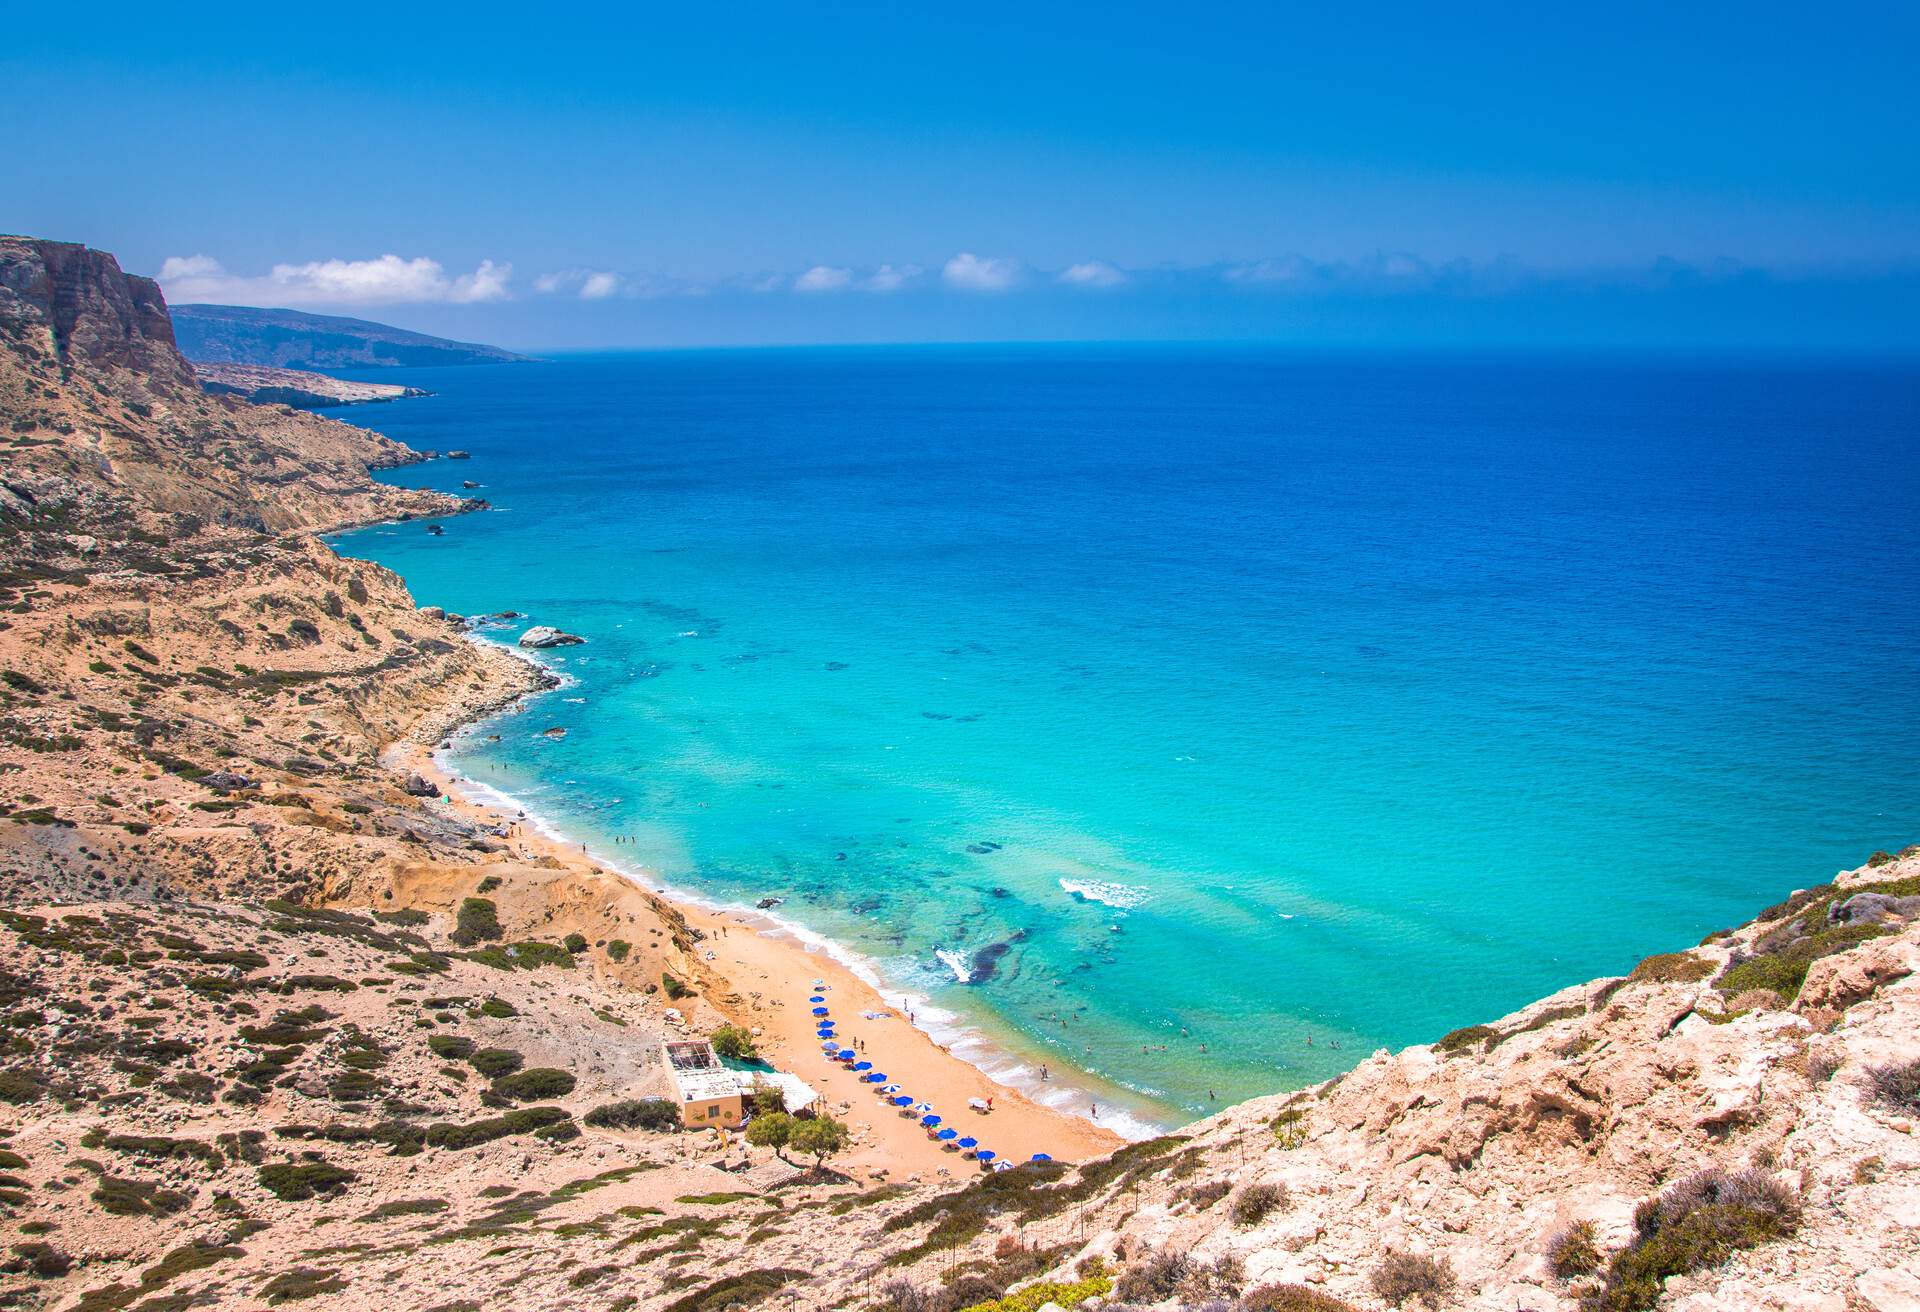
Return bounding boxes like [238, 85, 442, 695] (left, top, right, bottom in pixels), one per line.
[330, 347, 1920, 1131]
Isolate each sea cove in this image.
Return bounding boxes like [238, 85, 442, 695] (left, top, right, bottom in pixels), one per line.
[332, 346, 1920, 1128]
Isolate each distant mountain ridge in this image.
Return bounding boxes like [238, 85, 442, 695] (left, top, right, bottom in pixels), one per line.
[171, 302, 533, 368]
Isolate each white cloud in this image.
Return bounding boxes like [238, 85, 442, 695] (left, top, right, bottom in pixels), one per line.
[1223, 255, 1318, 285]
[942, 252, 1020, 292]
[863, 263, 922, 292]
[579, 271, 622, 300]
[794, 265, 853, 293]
[158, 253, 512, 306]
[1059, 260, 1127, 288]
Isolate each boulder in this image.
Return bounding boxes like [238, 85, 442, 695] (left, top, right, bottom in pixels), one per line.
[402, 773, 441, 798]
[418, 606, 446, 622]
[1831, 892, 1920, 925]
[519, 626, 585, 649]
[199, 770, 255, 794]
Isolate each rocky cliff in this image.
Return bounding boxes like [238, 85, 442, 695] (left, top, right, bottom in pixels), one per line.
[0, 240, 1913, 1312]
[171, 302, 531, 369]
[192, 361, 431, 409]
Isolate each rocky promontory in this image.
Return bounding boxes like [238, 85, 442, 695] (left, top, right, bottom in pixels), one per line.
[192, 361, 431, 409]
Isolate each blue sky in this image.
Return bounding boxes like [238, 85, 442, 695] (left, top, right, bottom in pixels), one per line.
[6, 2, 1918, 349]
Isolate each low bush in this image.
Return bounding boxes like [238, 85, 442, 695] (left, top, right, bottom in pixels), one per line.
[478, 997, 516, 1018]
[468, 1047, 523, 1078]
[91, 1173, 193, 1217]
[1627, 952, 1714, 985]
[427, 1035, 474, 1059]
[450, 898, 502, 947]
[1866, 1059, 1920, 1114]
[1242, 1286, 1361, 1312]
[1548, 1219, 1603, 1278]
[952, 1276, 1112, 1312]
[658, 1268, 808, 1312]
[1583, 1166, 1799, 1312]
[1716, 923, 1889, 1002]
[1370, 1249, 1456, 1307]
[491, 1067, 576, 1101]
[584, 1098, 681, 1132]
[260, 1267, 348, 1304]
[606, 939, 631, 962]
[662, 973, 693, 1000]
[563, 932, 587, 953]
[710, 1023, 757, 1061]
[1434, 1024, 1496, 1055]
[1183, 1177, 1232, 1209]
[1231, 1180, 1289, 1227]
[257, 1160, 357, 1201]
[1114, 1248, 1189, 1303]
[424, 1106, 570, 1150]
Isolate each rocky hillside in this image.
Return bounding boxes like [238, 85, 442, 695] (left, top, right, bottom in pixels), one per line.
[171, 303, 530, 369]
[0, 239, 1915, 1312]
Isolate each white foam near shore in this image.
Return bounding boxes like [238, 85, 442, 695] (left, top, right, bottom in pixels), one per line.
[935, 948, 973, 983]
[1059, 877, 1151, 909]
[419, 713, 1166, 1142]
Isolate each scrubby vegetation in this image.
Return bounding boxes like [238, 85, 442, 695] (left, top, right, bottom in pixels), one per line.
[1231, 1180, 1289, 1226]
[449, 898, 501, 947]
[1548, 1219, 1603, 1278]
[467, 1047, 523, 1078]
[1369, 1249, 1456, 1307]
[658, 1267, 808, 1312]
[710, 1022, 757, 1060]
[257, 1159, 357, 1201]
[490, 1066, 576, 1101]
[423, 1106, 571, 1150]
[1241, 1286, 1362, 1312]
[585, 1097, 681, 1131]
[1865, 1058, 1920, 1114]
[1581, 1166, 1800, 1311]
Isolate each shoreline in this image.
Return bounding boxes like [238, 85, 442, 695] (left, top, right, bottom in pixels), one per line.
[410, 633, 1175, 1143]
[390, 641, 1139, 1174]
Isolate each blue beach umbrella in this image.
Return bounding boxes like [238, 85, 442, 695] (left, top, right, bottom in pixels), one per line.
[892, 1095, 913, 1106]
[976, 1149, 996, 1162]
[936, 1128, 957, 1141]
[834, 1048, 854, 1060]
[852, 1060, 872, 1071]
[807, 995, 825, 1002]
[864, 1072, 886, 1083]
[1030, 1153, 1052, 1162]
[957, 1136, 978, 1149]
[811, 1007, 829, 1016]
[919, 1114, 941, 1127]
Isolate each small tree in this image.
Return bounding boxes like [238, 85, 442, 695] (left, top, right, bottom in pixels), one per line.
[746, 1111, 795, 1162]
[749, 1080, 786, 1117]
[661, 973, 693, 1000]
[563, 932, 588, 954]
[787, 1115, 850, 1170]
[710, 1024, 757, 1061]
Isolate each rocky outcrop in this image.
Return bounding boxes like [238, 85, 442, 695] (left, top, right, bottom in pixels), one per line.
[192, 361, 430, 408]
[519, 625, 585, 648]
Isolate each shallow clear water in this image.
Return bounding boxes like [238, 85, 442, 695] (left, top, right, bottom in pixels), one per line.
[330, 346, 1920, 1130]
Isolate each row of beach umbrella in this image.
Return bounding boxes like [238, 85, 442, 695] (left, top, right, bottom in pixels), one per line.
[808, 987, 1049, 1169]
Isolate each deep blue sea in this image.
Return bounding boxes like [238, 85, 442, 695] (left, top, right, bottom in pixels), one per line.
[329, 346, 1920, 1132]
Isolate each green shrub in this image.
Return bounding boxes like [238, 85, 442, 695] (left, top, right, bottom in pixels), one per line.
[1241, 1286, 1362, 1312]
[476, 875, 502, 894]
[1867, 1059, 1920, 1114]
[468, 1048, 523, 1078]
[450, 898, 502, 947]
[0, 1070, 46, 1103]
[585, 1098, 680, 1132]
[534, 1119, 580, 1143]
[257, 1160, 357, 1201]
[423, 1106, 570, 1150]
[356, 1198, 447, 1222]
[427, 1035, 475, 1059]
[1627, 952, 1714, 985]
[606, 939, 631, 962]
[1583, 1167, 1799, 1312]
[91, 1173, 193, 1217]
[787, 1116, 850, 1168]
[662, 973, 693, 1000]
[1434, 1024, 1496, 1055]
[1231, 1180, 1289, 1226]
[1370, 1249, 1455, 1307]
[1716, 923, 1889, 1001]
[710, 1023, 757, 1061]
[1549, 1220, 1603, 1278]
[956, 1277, 1113, 1312]
[261, 1267, 348, 1304]
[478, 997, 516, 1018]
[658, 1268, 808, 1312]
[491, 1067, 575, 1101]
[563, 932, 587, 954]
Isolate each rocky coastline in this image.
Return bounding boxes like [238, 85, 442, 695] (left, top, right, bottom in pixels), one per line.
[0, 236, 1914, 1312]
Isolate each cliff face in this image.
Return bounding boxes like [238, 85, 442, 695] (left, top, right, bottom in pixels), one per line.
[0, 238, 189, 385]
[170, 301, 531, 368]
[0, 236, 468, 540]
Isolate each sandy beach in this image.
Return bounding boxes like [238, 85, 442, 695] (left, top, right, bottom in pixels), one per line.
[397, 739, 1127, 1181]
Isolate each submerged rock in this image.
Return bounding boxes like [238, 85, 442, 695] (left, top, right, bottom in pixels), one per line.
[541, 726, 567, 739]
[519, 625, 585, 649]
[425, 523, 445, 536]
